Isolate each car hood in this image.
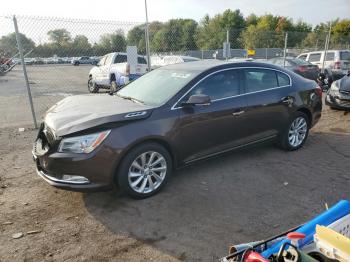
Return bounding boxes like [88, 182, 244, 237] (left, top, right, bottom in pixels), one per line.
[44, 94, 153, 137]
[339, 75, 350, 92]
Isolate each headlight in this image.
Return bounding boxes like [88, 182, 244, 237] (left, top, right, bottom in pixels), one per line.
[58, 130, 110, 153]
[330, 81, 340, 91]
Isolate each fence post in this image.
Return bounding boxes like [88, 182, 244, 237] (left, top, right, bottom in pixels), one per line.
[13, 15, 38, 129]
[144, 0, 151, 72]
[283, 32, 288, 68]
[321, 22, 332, 74]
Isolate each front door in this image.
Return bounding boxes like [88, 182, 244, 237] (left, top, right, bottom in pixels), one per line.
[173, 69, 248, 164]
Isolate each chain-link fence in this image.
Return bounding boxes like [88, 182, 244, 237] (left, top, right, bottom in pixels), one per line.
[0, 15, 349, 128]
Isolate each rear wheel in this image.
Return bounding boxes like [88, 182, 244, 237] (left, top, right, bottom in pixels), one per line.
[117, 143, 172, 199]
[278, 112, 309, 151]
[88, 77, 99, 93]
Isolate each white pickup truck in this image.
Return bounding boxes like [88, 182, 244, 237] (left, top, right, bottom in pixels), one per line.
[88, 52, 148, 93]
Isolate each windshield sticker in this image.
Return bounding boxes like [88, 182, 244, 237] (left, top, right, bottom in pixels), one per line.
[171, 73, 191, 79]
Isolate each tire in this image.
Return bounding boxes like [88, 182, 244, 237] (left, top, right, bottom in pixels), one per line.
[278, 111, 310, 151]
[88, 77, 99, 93]
[117, 143, 172, 199]
[110, 81, 118, 93]
[74, 62, 79, 66]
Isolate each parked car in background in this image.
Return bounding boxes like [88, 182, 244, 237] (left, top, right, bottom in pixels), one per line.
[162, 55, 200, 66]
[297, 50, 350, 80]
[88, 52, 148, 93]
[326, 72, 350, 110]
[71, 56, 98, 66]
[268, 57, 320, 81]
[33, 61, 322, 199]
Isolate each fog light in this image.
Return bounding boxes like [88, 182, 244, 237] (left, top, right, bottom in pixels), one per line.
[62, 175, 90, 184]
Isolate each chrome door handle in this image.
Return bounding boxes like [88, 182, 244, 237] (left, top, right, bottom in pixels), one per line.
[232, 110, 245, 116]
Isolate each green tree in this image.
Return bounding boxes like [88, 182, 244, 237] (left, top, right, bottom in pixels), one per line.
[0, 33, 35, 56]
[47, 29, 71, 46]
[95, 30, 126, 55]
[72, 35, 92, 56]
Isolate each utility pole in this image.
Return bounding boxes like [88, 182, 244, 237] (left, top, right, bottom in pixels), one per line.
[321, 22, 332, 74]
[283, 32, 288, 68]
[144, 0, 151, 71]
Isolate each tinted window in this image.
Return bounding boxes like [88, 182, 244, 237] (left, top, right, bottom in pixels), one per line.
[308, 53, 321, 62]
[114, 54, 127, 63]
[277, 72, 290, 86]
[325, 52, 335, 61]
[188, 70, 240, 100]
[137, 57, 147, 64]
[243, 69, 278, 93]
[340, 51, 350, 61]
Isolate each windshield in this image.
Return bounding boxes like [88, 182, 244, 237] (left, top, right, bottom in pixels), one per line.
[116, 69, 198, 106]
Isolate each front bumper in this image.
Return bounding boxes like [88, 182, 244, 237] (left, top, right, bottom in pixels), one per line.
[325, 92, 350, 110]
[32, 129, 116, 192]
[33, 154, 113, 192]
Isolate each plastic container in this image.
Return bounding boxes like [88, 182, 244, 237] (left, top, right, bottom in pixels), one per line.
[327, 213, 350, 238]
[314, 225, 350, 262]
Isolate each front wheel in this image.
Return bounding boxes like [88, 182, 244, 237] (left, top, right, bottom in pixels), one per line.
[117, 143, 172, 199]
[278, 112, 310, 151]
[88, 77, 99, 93]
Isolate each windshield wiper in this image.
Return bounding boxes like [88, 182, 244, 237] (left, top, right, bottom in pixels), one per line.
[116, 94, 145, 105]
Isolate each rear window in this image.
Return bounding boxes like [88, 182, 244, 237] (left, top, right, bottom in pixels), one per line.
[308, 53, 321, 62]
[137, 57, 147, 64]
[325, 52, 335, 61]
[114, 55, 127, 63]
[340, 51, 350, 61]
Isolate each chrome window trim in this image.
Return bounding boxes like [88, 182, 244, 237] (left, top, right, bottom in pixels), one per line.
[171, 66, 292, 110]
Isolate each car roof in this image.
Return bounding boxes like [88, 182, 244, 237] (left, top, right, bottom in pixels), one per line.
[160, 59, 282, 72]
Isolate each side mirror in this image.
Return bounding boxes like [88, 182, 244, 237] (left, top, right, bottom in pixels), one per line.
[182, 94, 211, 106]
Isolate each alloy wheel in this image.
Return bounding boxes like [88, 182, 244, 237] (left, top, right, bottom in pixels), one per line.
[128, 151, 167, 194]
[288, 117, 307, 147]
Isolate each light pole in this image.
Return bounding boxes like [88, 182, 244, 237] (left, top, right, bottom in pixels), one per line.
[144, 0, 151, 71]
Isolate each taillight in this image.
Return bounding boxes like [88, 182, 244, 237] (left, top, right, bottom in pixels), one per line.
[334, 61, 341, 69]
[126, 64, 130, 76]
[315, 85, 322, 97]
[297, 66, 307, 72]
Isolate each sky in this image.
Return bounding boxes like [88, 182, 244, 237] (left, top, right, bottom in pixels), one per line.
[1, 0, 349, 26]
[0, 0, 349, 44]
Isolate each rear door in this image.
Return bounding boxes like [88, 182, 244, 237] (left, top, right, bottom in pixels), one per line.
[240, 68, 293, 142]
[174, 69, 247, 163]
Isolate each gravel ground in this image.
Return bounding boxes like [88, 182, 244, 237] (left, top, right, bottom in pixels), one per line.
[0, 66, 350, 261]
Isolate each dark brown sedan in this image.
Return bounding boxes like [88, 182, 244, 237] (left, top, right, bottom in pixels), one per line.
[32, 61, 322, 198]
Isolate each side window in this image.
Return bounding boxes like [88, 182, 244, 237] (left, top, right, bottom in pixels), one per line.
[277, 72, 290, 87]
[187, 70, 240, 100]
[298, 54, 307, 60]
[308, 53, 322, 62]
[325, 52, 335, 61]
[243, 69, 278, 93]
[137, 57, 147, 64]
[114, 55, 127, 64]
